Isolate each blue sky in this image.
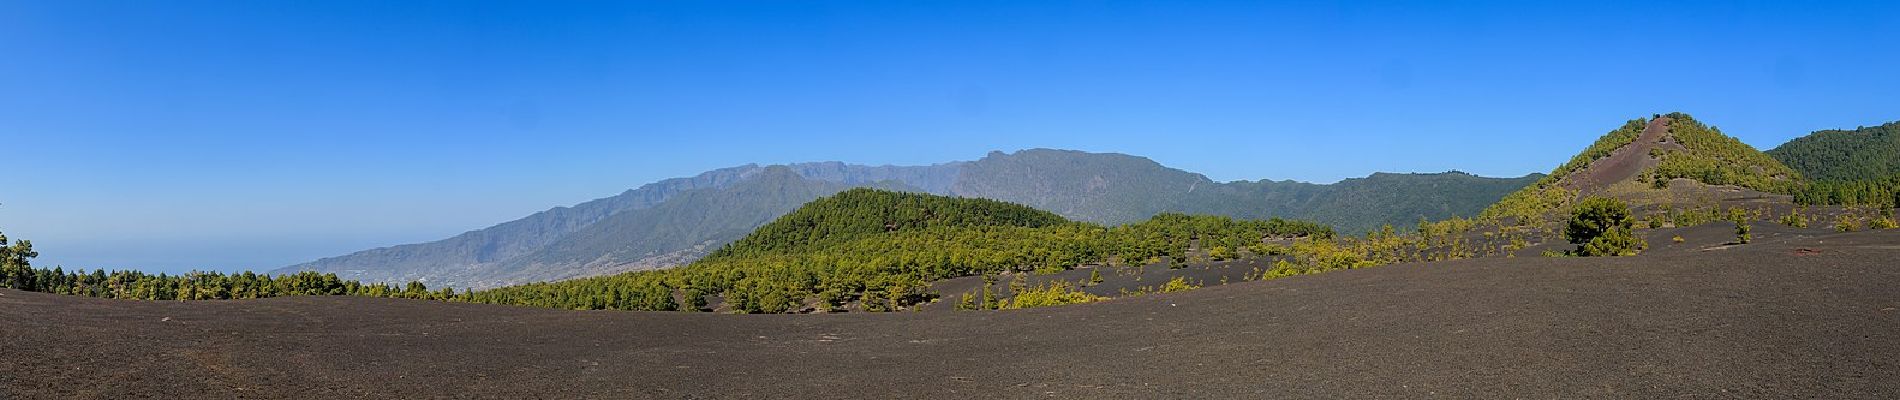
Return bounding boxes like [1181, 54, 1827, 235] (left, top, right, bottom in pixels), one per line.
[2, 1, 1896, 273]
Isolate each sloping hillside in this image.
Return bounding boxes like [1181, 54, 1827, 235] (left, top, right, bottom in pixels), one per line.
[1768, 121, 1900, 207]
[1767, 121, 1900, 182]
[1482, 113, 1801, 223]
[269, 164, 778, 286]
[476, 168, 924, 288]
[954, 149, 1539, 233]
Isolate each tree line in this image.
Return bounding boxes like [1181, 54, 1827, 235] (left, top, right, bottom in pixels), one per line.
[1, 231, 453, 301]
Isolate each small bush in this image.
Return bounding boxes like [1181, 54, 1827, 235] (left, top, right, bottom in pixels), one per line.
[1873, 210, 1899, 230]
[1004, 280, 1103, 309]
[1566, 197, 1646, 256]
[1780, 208, 1809, 228]
[1159, 276, 1199, 293]
[1837, 215, 1861, 232]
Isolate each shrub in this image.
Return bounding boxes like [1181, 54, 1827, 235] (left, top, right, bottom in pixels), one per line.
[1873, 210, 1899, 230]
[1566, 197, 1646, 256]
[1004, 280, 1104, 309]
[1780, 207, 1809, 228]
[1207, 246, 1234, 261]
[1159, 276, 1199, 293]
[1837, 215, 1860, 232]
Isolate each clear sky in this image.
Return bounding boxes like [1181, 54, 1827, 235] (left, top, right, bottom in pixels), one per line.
[2, 1, 1896, 274]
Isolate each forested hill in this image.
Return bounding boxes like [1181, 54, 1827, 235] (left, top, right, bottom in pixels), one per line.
[1767, 121, 1900, 206]
[1768, 121, 1900, 181]
[464, 189, 1334, 313]
[952, 149, 1540, 233]
[706, 188, 1072, 260]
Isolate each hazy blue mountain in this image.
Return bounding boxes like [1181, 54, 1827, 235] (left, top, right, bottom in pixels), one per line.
[478, 167, 922, 288]
[278, 149, 1535, 289]
[273, 163, 954, 288]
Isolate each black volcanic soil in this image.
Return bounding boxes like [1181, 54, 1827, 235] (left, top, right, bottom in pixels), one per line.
[6, 231, 1900, 399]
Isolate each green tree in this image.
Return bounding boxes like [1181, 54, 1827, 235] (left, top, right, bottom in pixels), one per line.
[1565, 197, 1645, 256]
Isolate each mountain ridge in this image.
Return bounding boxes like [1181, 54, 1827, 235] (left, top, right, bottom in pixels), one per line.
[276, 149, 1537, 289]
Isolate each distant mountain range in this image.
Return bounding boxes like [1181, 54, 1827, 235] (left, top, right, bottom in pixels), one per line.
[274, 149, 1539, 289]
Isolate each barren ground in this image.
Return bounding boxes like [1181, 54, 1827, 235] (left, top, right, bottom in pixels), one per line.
[4, 230, 1899, 399]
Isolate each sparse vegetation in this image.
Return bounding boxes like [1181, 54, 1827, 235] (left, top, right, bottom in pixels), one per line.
[1645, 113, 1803, 194]
[1781, 207, 1810, 228]
[1668, 206, 1724, 228]
[464, 189, 1333, 313]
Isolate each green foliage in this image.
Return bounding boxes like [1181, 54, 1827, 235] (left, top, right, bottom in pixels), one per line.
[1565, 197, 1645, 256]
[1159, 276, 1199, 293]
[1735, 221, 1752, 244]
[1565, 198, 1631, 246]
[466, 190, 1333, 313]
[1768, 121, 1900, 182]
[1872, 210, 1898, 230]
[1772, 121, 1900, 207]
[4, 225, 464, 303]
[1836, 215, 1860, 232]
[1, 229, 448, 302]
[1793, 174, 1900, 207]
[1576, 227, 1646, 257]
[1003, 280, 1103, 309]
[1206, 246, 1233, 261]
[955, 275, 1004, 311]
[706, 188, 1071, 260]
[1780, 207, 1810, 228]
[1644, 113, 1802, 194]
